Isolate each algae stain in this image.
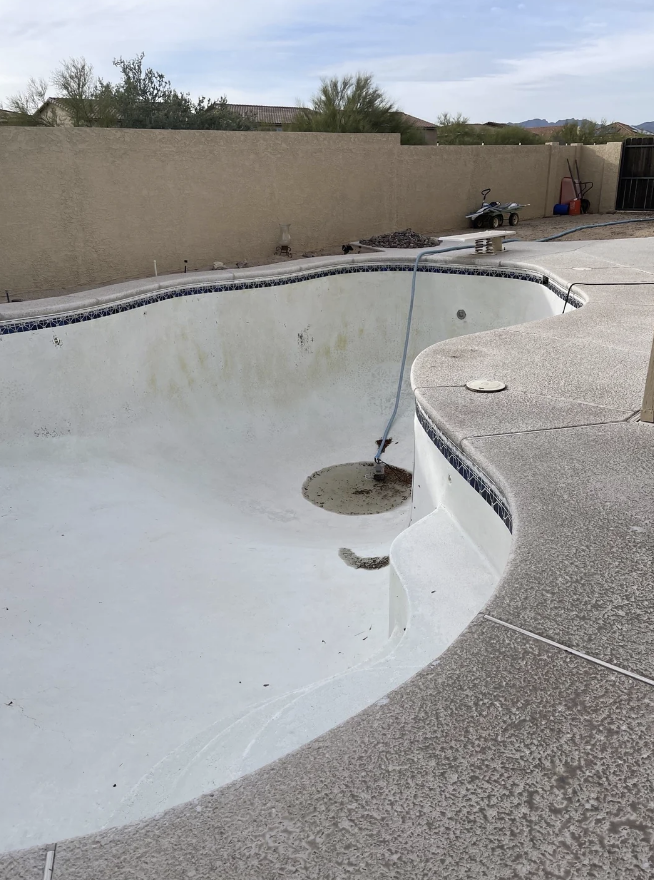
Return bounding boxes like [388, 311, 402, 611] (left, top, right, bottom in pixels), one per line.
[335, 332, 348, 352]
[195, 345, 208, 369]
[178, 353, 195, 386]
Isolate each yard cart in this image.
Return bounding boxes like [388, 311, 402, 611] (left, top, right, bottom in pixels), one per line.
[466, 188, 529, 229]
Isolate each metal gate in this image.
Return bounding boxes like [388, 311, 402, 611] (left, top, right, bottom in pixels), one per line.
[616, 137, 654, 210]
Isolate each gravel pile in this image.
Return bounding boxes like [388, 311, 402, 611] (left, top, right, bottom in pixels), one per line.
[358, 228, 437, 248]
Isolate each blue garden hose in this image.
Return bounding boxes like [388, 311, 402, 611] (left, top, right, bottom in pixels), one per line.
[374, 245, 470, 462]
[538, 215, 654, 241]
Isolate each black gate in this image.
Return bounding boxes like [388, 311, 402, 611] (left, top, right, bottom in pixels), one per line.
[616, 137, 654, 210]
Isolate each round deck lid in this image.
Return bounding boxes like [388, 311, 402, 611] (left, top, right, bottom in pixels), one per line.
[465, 379, 506, 393]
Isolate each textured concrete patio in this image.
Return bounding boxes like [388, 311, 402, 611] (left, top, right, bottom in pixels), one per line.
[3, 237, 654, 879]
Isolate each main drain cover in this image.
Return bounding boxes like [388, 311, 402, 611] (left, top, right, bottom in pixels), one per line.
[302, 462, 412, 515]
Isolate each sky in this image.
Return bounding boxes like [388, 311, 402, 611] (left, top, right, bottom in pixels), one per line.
[1, 0, 653, 124]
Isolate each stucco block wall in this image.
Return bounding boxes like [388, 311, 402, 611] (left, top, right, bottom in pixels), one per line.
[582, 141, 623, 213]
[396, 144, 556, 232]
[0, 129, 622, 294]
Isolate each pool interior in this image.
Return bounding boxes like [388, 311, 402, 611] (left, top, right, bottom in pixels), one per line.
[0, 265, 564, 851]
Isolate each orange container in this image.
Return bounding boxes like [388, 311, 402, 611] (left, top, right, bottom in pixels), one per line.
[568, 198, 581, 216]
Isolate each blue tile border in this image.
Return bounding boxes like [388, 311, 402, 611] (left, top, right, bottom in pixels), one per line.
[0, 262, 579, 337]
[415, 402, 513, 533]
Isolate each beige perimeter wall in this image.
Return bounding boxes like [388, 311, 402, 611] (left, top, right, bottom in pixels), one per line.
[0, 129, 622, 294]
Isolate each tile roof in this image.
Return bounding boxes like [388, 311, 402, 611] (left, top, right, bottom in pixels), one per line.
[400, 112, 437, 130]
[223, 104, 300, 125]
[0, 108, 22, 122]
[34, 98, 437, 131]
[223, 104, 437, 129]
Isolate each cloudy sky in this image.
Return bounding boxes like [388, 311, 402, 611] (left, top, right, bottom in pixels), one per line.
[2, 0, 653, 124]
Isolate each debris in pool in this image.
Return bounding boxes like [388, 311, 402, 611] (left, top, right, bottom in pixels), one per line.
[339, 548, 390, 570]
[297, 326, 313, 351]
[375, 437, 393, 454]
[303, 462, 412, 515]
[263, 683, 270, 687]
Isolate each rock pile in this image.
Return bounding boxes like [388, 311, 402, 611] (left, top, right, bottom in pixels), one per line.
[358, 228, 437, 248]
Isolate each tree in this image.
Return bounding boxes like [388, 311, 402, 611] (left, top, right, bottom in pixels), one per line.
[5, 77, 54, 125]
[3, 53, 256, 131]
[435, 113, 482, 145]
[554, 119, 624, 145]
[51, 58, 117, 127]
[293, 74, 425, 145]
[5, 59, 116, 127]
[480, 125, 545, 145]
[104, 54, 256, 130]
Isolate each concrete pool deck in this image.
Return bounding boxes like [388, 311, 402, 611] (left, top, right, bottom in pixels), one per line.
[3, 237, 654, 879]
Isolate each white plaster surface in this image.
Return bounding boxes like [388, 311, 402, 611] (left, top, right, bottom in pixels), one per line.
[0, 266, 557, 852]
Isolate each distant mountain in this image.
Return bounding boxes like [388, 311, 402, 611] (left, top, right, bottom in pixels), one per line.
[515, 118, 578, 128]
[515, 118, 654, 133]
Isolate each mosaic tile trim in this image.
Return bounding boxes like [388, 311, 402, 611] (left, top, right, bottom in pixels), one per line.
[416, 402, 513, 533]
[0, 262, 578, 336]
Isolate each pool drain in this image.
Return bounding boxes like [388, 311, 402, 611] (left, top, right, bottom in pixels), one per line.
[302, 462, 412, 515]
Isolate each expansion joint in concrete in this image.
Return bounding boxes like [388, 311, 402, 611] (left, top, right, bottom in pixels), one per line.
[460, 414, 636, 442]
[484, 615, 654, 689]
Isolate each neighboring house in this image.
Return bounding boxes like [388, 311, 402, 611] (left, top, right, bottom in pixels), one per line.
[35, 97, 75, 125]
[222, 104, 298, 132]
[524, 121, 643, 141]
[31, 97, 438, 141]
[223, 104, 438, 142]
[0, 108, 23, 124]
[401, 112, 438, 144]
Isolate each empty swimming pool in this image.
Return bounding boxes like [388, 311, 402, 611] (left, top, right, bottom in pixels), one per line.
[0, 258, 570, 851]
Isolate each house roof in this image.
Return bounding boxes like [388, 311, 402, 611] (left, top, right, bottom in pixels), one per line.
[33, 97, 437, 131]
[223, 104, 300, 125]
[0, 107, 22, 122]
[38, 97, 69, 112]
[223, 104, 437, 130]
[398, 112, 437, 130]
